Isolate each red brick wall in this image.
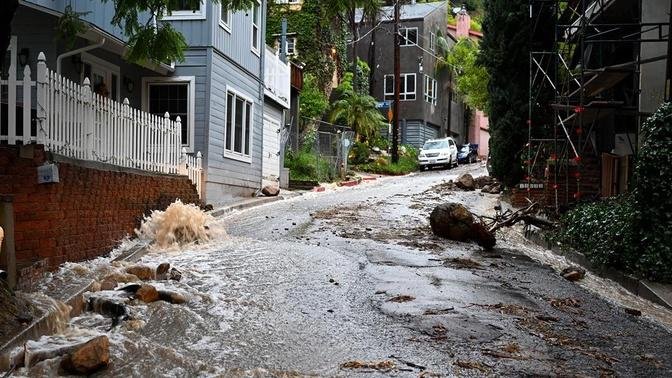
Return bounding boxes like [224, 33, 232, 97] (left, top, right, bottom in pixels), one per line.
[0, 144, 201, 270]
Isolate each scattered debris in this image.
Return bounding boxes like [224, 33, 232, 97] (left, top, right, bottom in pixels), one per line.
[60, 335, 110, 375]
[454, 360, 490, 372]
[389, 355, 426, 370]
[455, 174, 476, 191]
[624, 307, 642, 316]
[561, 266, 586, 282]
[388, 295, 415, 303]
[341, 360, 396, 371]
[429, 203, 496, 249]
[482, 348, 527, 360]
[423, 308, 454, 315]
[535, 314, 559, 322]
[261, 184, 280, 197]
[443, 257, 483, 270]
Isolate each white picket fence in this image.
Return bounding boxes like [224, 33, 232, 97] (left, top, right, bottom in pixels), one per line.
[1, 47, 204, 197]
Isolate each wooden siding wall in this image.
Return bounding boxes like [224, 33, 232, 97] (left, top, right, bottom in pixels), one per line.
[205, 49, 263, 202]
[209, 3, 262, 76]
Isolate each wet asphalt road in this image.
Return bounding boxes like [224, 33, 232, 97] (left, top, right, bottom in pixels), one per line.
[23, 163, 672, 377]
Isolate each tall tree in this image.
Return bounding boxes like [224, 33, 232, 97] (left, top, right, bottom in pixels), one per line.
[478, 0, 529, 186]
[437, 37, 489, 112]
[329, 85, 385, 141]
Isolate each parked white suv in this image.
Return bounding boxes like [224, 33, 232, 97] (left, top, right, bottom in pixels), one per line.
[418, 137, 458, 170]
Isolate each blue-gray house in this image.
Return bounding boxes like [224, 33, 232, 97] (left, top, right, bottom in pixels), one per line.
[7, 0, 290, 204]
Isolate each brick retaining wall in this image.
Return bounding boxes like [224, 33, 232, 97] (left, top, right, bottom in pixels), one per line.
[0, 144, 201, 271]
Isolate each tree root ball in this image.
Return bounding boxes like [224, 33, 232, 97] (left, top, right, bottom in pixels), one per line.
[430, 203, 496, 250]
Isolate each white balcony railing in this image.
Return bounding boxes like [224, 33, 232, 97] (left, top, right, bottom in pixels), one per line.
[264, 46, 291, 109]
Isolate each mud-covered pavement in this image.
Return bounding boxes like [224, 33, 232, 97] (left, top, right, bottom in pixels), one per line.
[14, 163, 672, 377]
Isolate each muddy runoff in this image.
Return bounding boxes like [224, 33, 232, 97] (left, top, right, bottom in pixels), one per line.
[3, 200, 227, 376]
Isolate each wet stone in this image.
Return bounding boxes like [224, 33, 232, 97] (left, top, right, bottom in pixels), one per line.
[561, 266, 586, 281]
[60, 335, 110, 375]
[135, 285, 160, 303]
[125, 265, 155, 281]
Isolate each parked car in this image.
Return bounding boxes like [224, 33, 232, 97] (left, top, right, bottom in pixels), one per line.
[418, 137, 458, 170]
[457, 144, 478, 164]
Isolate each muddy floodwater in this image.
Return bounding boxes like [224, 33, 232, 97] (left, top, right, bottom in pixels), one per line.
[8, 164, 672, 377]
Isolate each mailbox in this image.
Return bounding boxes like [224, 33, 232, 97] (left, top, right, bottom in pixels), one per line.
[37, 163, 59, 184]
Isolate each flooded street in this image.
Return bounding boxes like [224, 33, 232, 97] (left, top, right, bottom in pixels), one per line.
[10, 163, 672, 377]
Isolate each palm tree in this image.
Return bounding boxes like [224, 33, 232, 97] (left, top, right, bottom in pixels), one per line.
[329, 89, 385, 142]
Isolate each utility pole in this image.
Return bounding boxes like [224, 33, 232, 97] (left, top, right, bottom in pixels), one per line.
[666, 7, 672, 101]
[391, 0, 401, 163]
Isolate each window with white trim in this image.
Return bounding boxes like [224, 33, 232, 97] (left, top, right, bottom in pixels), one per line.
[220, 4, 231, 31]
[286, 37, 297, 56]
[251, 1, 261, 53]
[384, 73, 416, 101]
[429, 32, 436, 52]
[424, 75, 437, 105]
[225, 89, 253, 160]
[147, 82, 192, 147]
[163, 0, 206, 20]
[400, 27, 418, 46]
[81, 53, 121, 102]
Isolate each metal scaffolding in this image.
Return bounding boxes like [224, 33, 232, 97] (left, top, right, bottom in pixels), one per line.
[527, 0, 670, 211]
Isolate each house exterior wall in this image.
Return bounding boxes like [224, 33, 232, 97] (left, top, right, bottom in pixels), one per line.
[204, 49, 264, 203]
[640, 0, 670, 115]
[355, 2, 461, 146]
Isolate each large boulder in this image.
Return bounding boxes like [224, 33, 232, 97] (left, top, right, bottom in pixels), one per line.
[60, 335, 110, 375]
[125, 265, 155, 281]
[455, 174, 476, 191]
[261, 185, 280, 197]
[135, 284, 160, 303]
[430, 203, 475, 241]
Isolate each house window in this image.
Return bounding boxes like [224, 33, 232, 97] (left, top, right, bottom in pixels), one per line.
[163, 0, 206, 20]
[400, 27, 418, 46]
[224, 89, 254, 161]
[251, 1, 261, 54]
[81, 53, 120, 102]
[424, 75, 437, 105]
[384, 73, 416, 101]
[143, 76, 196, 150]
[286, 37, 297, 56]
[429, 32, 436, 52]
[220, 4, 231, 31]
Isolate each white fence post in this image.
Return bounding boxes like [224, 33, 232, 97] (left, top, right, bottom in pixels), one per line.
[163, 112, 170, 173]
[180, 147, 187, 175]
[36, 52, 47, 146]
[22, 65, 32, 143]
[7, 37, 17, 145]
[81, 77, 93, 159]
[196, 151, 202, 197]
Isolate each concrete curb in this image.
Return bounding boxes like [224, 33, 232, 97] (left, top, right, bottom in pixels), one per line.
[524, 229, 672, 310]
[210, 195, 284, 217]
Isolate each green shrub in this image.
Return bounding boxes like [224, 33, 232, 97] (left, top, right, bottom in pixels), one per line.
[285, 150, 335, 182]
[554, 102, 672, 281]
[349, 141, 370, 165]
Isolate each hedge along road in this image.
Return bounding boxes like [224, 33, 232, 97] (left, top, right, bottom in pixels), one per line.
[16, 163, 672, 377]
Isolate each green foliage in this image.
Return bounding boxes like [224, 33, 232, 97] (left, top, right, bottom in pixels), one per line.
[105, 0, 254, 64]
[554, 103, 672, 282]
[632, 102, 672, 280]
[349, 141, 371, 165]
[267, 0, 344, 91]
[299, 74, 329, 121]
[478, 0, 529, 186]
[55, 5, 90, 50]
[284, 150, 335, 182]
[353, 145, 418, 175]
[438, 38, 489, 111]
[329, 84, 385, 142]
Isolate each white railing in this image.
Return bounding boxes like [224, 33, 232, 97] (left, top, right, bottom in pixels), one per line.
[264, 45, 291, 108]
[181, 148, 203, 197]
[1, 47, 204, 197]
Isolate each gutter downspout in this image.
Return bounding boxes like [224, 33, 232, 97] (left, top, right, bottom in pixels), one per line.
[259, 0, 267, 191]
[56, 38, 106, 75]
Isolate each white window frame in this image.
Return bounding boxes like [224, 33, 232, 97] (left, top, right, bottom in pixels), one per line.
[384, 73, 416, 101]
[141, 76, 196, 152]
[424, 75, 437, 105]
[400, 27, 419, 46]
[223, 86, 255, 163]
[429, 32, 436, 52]
[219, 4, 232, 32]
[286, 37, 297, 56]
[251, 0, 261, 56]
[162, 1, 206, 21]
[81, 52, 121, 102]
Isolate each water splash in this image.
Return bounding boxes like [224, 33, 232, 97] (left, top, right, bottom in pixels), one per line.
[136, 200, 223, 249]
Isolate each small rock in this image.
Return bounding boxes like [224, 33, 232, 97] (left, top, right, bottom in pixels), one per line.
[156, 263, 171, 279]
[60, 335, 110, 375]
[125, 265, 155, 281]
[561, 266, 586, 281]
[102, 272, 140, 284]
[261, 185, 280, 197]
[135, 285, 159, 303]
[455, 174, 475, 191]
[624, 307, 642, 316]
[158, 290, 188, 304]
[169, 268, 183, 281]
[89, 281, 101, 292]
[327, 309, 334, 313]
[328, 278, 335, 283]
